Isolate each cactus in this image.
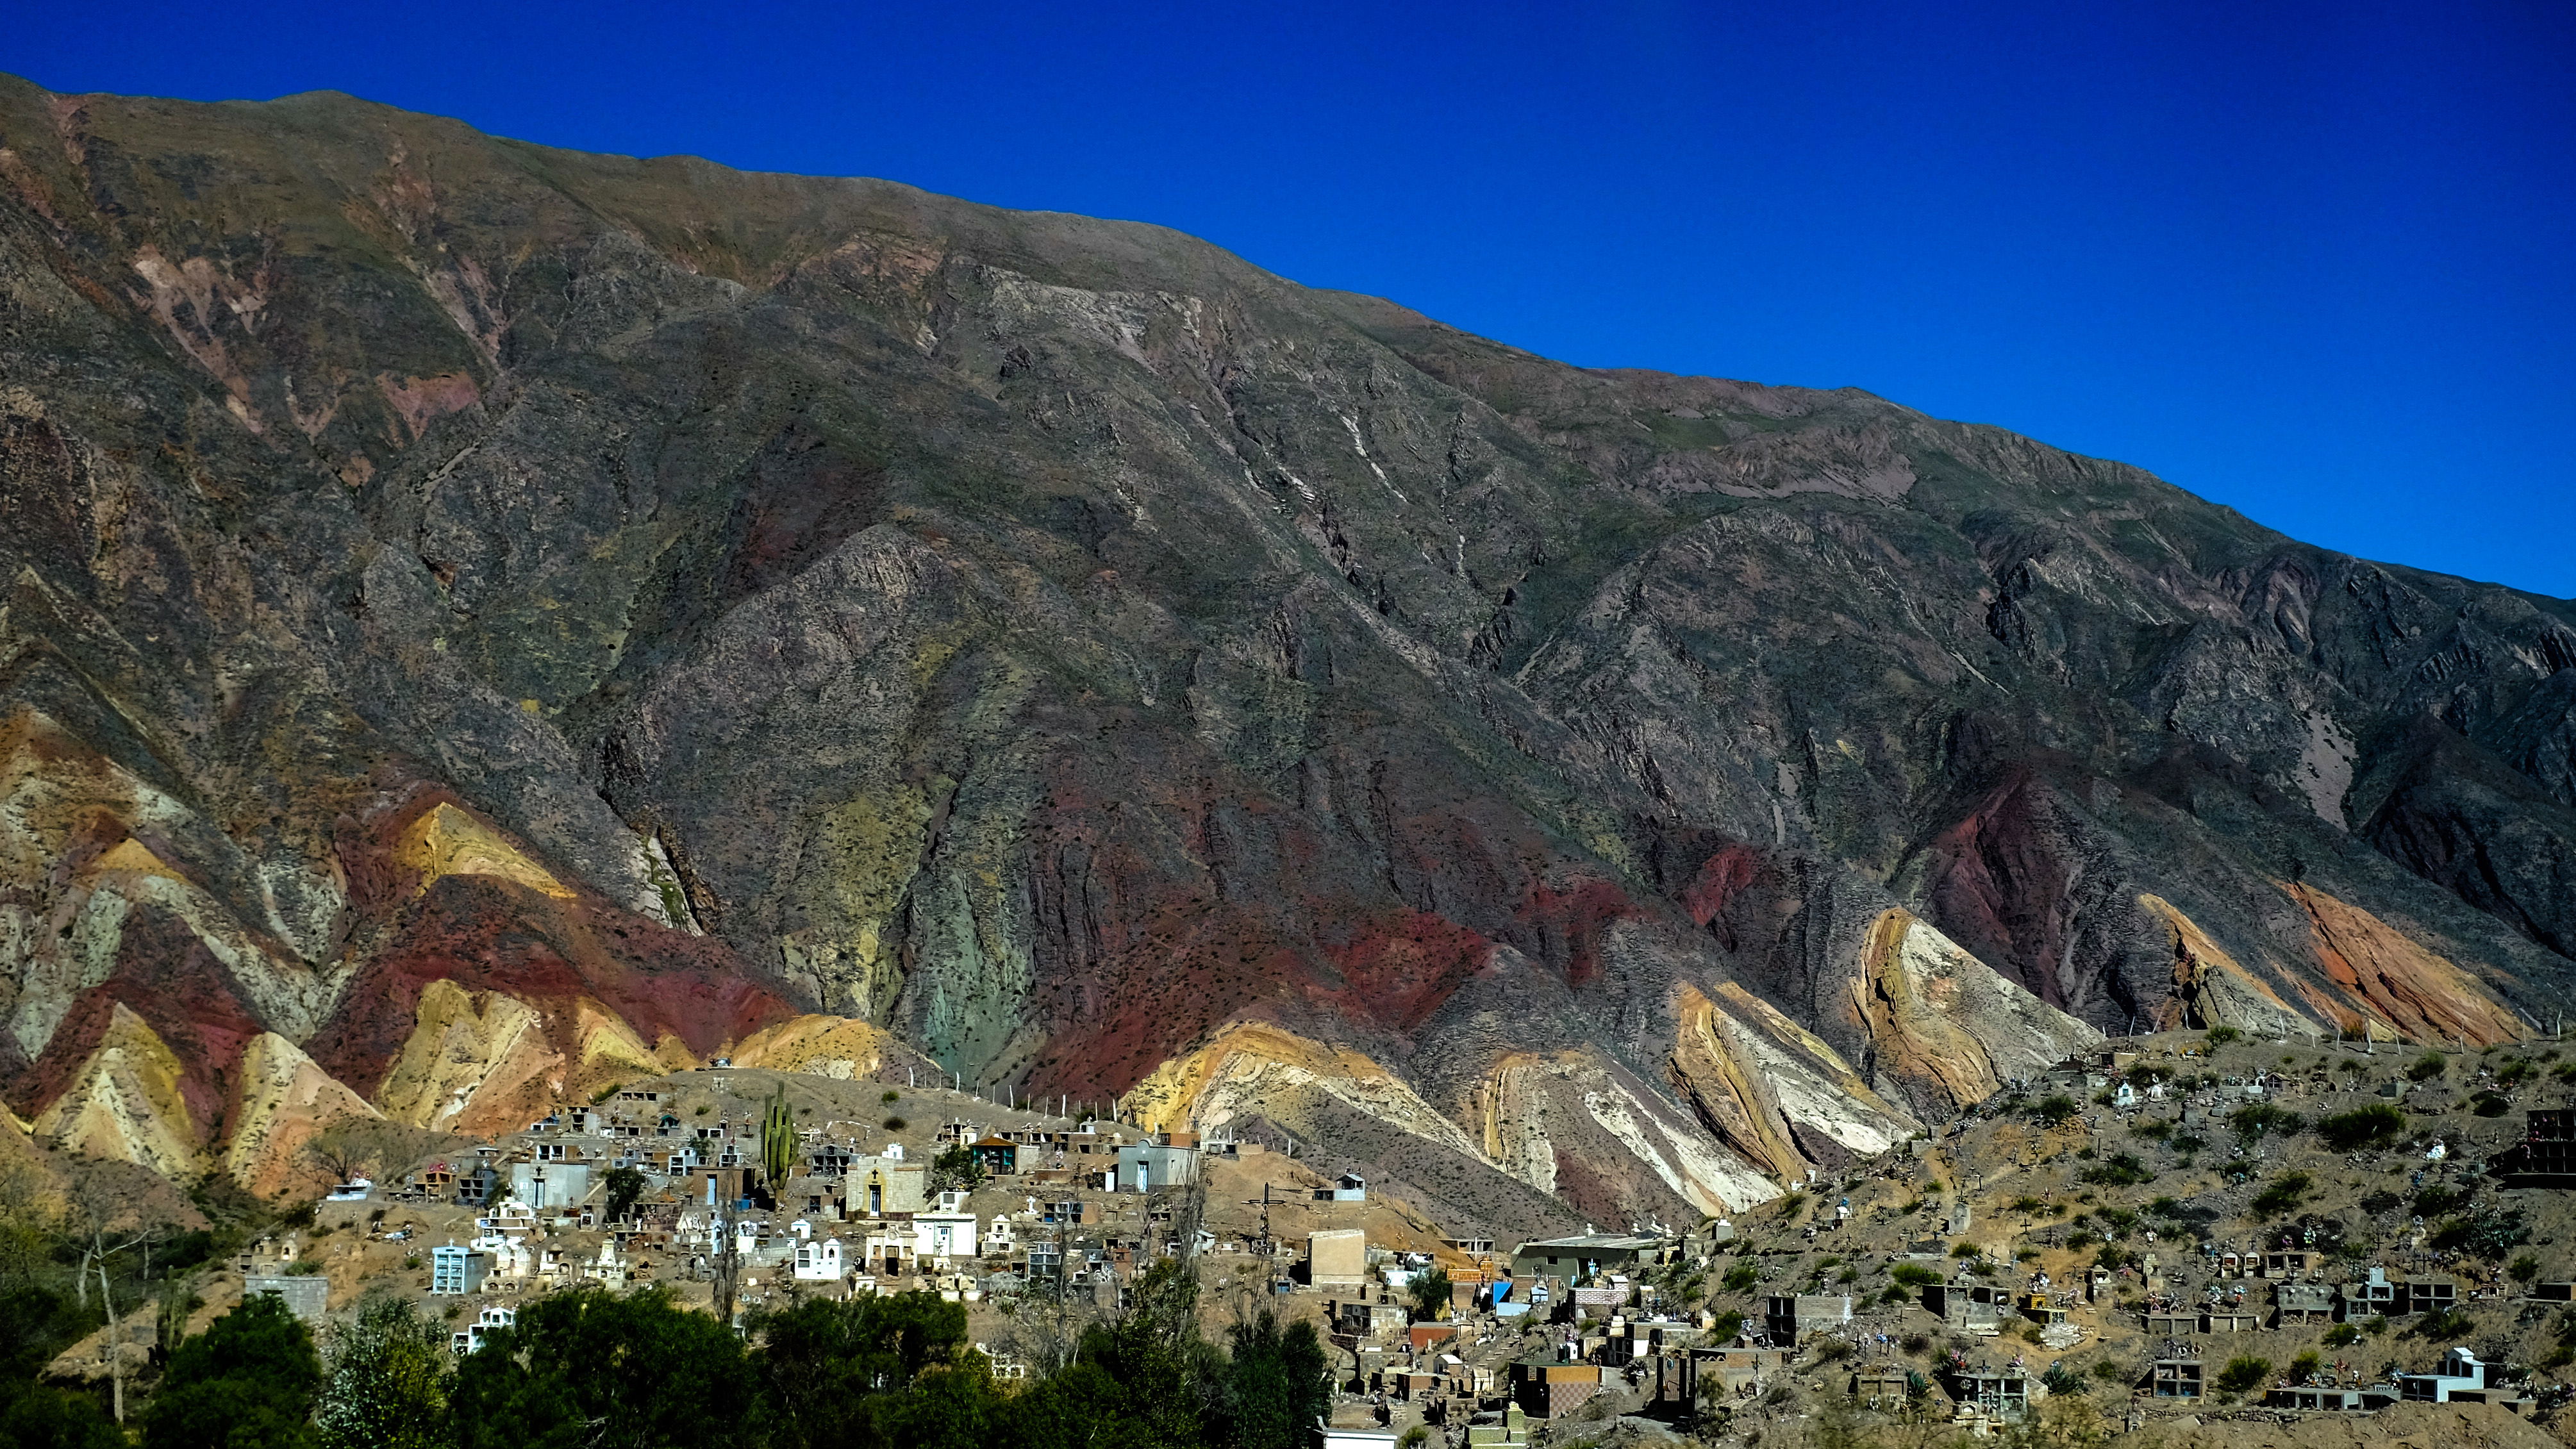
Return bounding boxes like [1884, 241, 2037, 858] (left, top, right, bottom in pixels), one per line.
[761, 1086, 795, 1189]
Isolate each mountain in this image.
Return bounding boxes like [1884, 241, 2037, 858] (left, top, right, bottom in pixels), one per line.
[1, 76, 2568, 1230]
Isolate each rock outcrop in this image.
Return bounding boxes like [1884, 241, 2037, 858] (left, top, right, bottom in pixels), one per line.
[0, 76, 2566, 1225]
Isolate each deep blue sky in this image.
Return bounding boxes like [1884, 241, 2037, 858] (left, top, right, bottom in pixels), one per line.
[14, 1, 2575, 595]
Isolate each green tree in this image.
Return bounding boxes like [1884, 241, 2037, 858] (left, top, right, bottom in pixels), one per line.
[317, 1296, 449, 1449]
[604, 1167, 647, 1225]
[0, 1387, 126, 1449]
[1010, 1258, 1218, 1449]
[929, 1146, 983, 1196]
[1217, 1307, 1331, 1449]
[752, 1292, 1000, 1449]
[1406, 1268, 1453, 1324]
[145, 1294, 324, 1449]
[760, 1089, 795, 1192]
[447, 1287, 752, 1449]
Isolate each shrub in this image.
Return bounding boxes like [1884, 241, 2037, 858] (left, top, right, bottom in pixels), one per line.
[2011, 1196, 2047, 1214]
[2215, 1356, 2272, 1396]
[2473, 1091, 2511, 1118]
[2168, 1132, 2207, 1155]
[883, 1115, 908, 1130]
[2413, 1185, 2467, 1217]
[2406, 1051, 2447, 1083]
[2323, 1324, 2360, 1348]
[1836, 1268, 1859, 1284]
[2288, 1350, 2322, 1382]
[2250, 1172, 2312, 1216]
[2229, 1104, 2304, 1141]
[2091, 1360, 2126, 1382]
[1900, 1333, 1930, 1354]
[1722, 1263, 1761, 1295]
[2041, 1362, 2086, 1396]
[2132, 1119, 2172, 1141]
[2207, 1027, 2242, 1045]
[2316, 1105, 2406, 1151]
[1890, 1263, 1942, 1288]
[2036, 1095, 2081, 1126]
[2413, 1307, 2476, 1340]
[1951, 1242, 1982, 1259]
[2430, 1208, 2530, 1259]
[2359, 1189, 2403, 1215]
[2079, 1154, 2152, 1187]
[1711, 1310, 1746, 1340]
[2513, 1254, 2544, 1283]
[881, 1090, 900, 1104]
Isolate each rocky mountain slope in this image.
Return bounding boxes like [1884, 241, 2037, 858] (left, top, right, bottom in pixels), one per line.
[0, 76, 2568, 1226]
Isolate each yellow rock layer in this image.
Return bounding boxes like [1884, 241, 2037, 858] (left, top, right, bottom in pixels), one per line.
[2136, 895, 2321, 1037]
[220, 1032, 382, 1198]
[1849, 909, 2100, 1110]
[1851, 910, 2004, 1107]
[0, 1111, 63, 1220]
[372, 980, 559, 1131]
[571, 1000, 670, 1079]
[730, 1015, 905, 1080]
[31, 1004, 200, 1177]
[1468, 1054, 1567, 1196]
[1464, 1043, 1782, 1213]
[1124, 1022, 1483, 1159]
[395, 802, 572, 898]
[2282, 882, 2525, 1047]
[1668, 984, 1807, 1178]
[1710, 981, 1914, 1123]
[84, 837, 185, 884]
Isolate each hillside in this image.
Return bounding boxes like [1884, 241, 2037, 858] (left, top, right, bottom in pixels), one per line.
[1, 75, 2572, 1218]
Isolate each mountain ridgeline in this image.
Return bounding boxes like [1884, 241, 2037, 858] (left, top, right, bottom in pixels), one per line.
[1, 75, 2572, 1234]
